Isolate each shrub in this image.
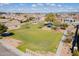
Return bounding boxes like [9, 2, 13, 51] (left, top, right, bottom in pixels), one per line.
[72, 50, 79, 56]
[0, 23, 8, 34]
[51, 26, 57, 30]
[64, 37, 72, 43]
[0, 36, 2, 39]
[60, 23, 68, 30]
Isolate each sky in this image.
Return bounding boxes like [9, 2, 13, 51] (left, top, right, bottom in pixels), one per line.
[0, 3, 79, 13]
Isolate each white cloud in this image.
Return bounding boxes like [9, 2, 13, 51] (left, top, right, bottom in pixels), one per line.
[57, 4, 62, 7]
[32, 4, 37, 7]
[68, 7, 74, 10]
[31, 7, 39, 11]
[45, 3, 56, 7]
[46, 3, 50, 6]
[74, 9, 78, 12]
[44, 8, 47, 10]
[50, 4, 56, 6]
[0, 3, 10, 6]
[37, 3, 44, 6]
[19, 3, 24, 6]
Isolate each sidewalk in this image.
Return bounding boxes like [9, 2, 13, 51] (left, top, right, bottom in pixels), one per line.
[56, 30, 72, 56]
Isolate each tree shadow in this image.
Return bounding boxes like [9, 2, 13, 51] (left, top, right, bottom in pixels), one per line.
[1, 32, 14, 37]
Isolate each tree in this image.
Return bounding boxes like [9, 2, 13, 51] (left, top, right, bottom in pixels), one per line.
[29, 17, 35, 21]
[0, 23, 7, 34]
[26, 17, 35, 22]
[45, 13, 56, 22]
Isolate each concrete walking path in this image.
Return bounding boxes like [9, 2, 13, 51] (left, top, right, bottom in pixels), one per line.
[56, 30, 72, 56]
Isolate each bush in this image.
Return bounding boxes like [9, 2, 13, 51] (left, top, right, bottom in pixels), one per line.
[64, 37, 72, 43]
[72, 50, 79, 56]
[63, 35, 72, 43]
[38, 26, 43, 29]
[0, 36, 2, 39]
[26, 26, 30, 29]
[51, 26, 57, 30]
[60, 23, 68, 30]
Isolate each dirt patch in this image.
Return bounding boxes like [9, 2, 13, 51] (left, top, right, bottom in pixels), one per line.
[60, 43, 72, 56]
[1, 37, 22, 47]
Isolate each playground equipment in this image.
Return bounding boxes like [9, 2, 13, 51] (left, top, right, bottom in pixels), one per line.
[71, 25, 79, 53]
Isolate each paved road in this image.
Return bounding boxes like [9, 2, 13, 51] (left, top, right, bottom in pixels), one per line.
[0, 43, 18, 56]
[0, 40, 24, 56]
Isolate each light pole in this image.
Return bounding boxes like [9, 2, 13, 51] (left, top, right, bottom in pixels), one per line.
[71, 25, 79, 53]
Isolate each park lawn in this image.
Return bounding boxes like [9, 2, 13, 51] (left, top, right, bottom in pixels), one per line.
[10, 23, 63, 53]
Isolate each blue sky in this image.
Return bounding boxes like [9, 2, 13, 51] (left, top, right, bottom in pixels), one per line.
[0, 3, 79, 13]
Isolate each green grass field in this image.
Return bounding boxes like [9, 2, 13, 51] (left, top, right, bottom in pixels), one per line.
[10, 23, 62, 53]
